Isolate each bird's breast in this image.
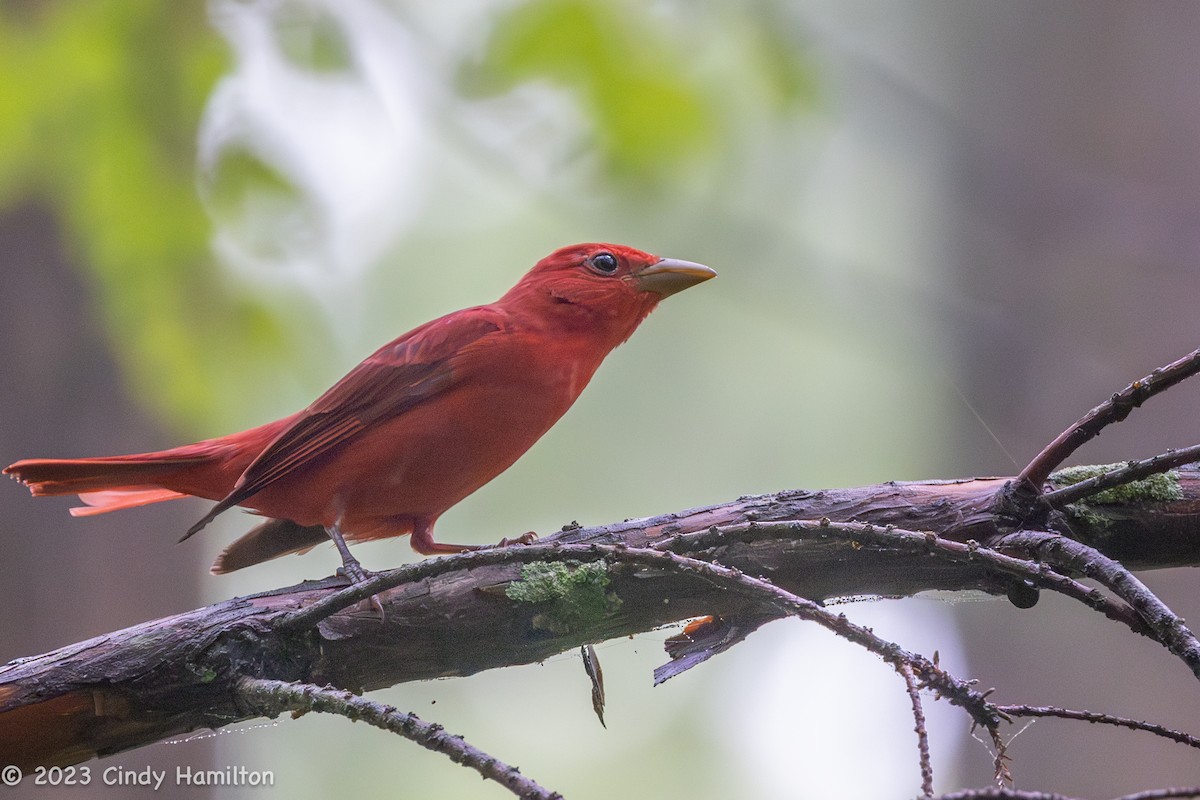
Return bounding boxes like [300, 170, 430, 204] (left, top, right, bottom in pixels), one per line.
[308, 332, 609, 524]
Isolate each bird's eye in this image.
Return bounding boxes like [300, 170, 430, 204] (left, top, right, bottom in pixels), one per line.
[589, 252, 619, 275]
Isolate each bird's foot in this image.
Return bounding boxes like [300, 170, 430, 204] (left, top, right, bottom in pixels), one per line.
[493, 531, 538, 548]
[336, 558, 373, 585]
[408, 530, 537, 555]
[336, 558, 385, 620]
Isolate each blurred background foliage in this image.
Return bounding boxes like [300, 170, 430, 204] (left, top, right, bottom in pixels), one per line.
[3, 1, 1200, 799]
[0, 1, 279, 426]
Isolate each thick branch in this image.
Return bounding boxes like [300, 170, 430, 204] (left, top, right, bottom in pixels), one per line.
[935, 790, 1200, 800]
[3, 465, 1200, 768]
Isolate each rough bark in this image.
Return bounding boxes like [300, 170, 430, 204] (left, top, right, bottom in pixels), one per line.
[3, 464, 1198, 769]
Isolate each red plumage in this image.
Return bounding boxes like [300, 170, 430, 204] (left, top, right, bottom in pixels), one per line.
[5, 243, 714, 576]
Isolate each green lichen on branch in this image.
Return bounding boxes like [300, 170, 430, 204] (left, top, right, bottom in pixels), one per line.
[1051, 464, 1184, 505]
[506, 561, 622, 634]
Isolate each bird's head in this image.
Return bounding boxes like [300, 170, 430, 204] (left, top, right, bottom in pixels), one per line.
[501, 243, 716, 341]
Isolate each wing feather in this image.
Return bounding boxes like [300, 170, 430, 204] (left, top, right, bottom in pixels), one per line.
[181, 307, 507, 539]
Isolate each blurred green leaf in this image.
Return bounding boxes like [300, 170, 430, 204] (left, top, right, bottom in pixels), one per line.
[0, 2, 296, 432]
[206, 146, 310, 263]
[465, 0, 818, 186]
[466, 0, 716, 182]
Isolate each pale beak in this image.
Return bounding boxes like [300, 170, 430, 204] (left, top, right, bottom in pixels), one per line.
[633, 258, 717, 297]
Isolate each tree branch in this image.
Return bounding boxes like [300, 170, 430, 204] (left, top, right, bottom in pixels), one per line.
[1015, 346, 1200, 492]
[6, 465, 1200, 768]
[997, 530, 1200, 678]
[934, 789, 1200, 800]
[900, 662, 935, 799]
[1041, 445, 1200, 508]
[235, 677, 561, 799]
[6, 340, 1200, 796]
[994, 705, 1200, 751]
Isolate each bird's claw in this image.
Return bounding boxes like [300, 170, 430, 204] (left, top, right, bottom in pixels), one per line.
[336, 561, 385, 620]
[336, 561, 373, 584]
[495, 531, 538, 548]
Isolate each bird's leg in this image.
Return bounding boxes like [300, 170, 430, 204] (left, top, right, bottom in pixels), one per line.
[326, 523, 371, 582]
[409, 518, 537, 555]
[409, 518, 478, 555]
[326, 523, 385, 619]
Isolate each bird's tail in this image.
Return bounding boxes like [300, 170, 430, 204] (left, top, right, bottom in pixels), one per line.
[4, 452, 218, 516]
[211, 517, 330, 574]
[9, 441, 259, 518]
[5, 419, 292, 517]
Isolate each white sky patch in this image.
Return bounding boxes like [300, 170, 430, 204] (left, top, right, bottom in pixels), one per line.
[710, 598, 966, 799]
[200, 0, 428, 300]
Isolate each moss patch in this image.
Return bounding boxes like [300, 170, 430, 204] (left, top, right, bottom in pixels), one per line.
[1063, 503, 1117, 533]
[506, 561, 622, 635]
[1050, 463, 1184, 505]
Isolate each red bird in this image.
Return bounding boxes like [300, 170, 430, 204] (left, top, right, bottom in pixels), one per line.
[5, 244, 715, 581]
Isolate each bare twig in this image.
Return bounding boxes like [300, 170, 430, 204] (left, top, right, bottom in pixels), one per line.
[900, 662, 935, 798]
[999, 531, 1200, 679]
[934, 790, 1075, 800]
[277, 548, 504, 630]
[7, 456, 1200, 792]
[236, 677, 561, 800]
[991, 728, 1014, 787]
[282, 541, 1004, 788]
[280, 540, 1003, 730]
[608, 545, 1006, 731]
[996, 705, 1200, 751]
[936, 790, 1200, 800]
[1016, 347, 1200, 493]
[549, 544, 1004, 728]
[1041, 445, 1200, 508]
[659, 522, 1152, 639]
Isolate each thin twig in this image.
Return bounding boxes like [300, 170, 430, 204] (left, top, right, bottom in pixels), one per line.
[1017, 347, 1200, 492]
[259, 530, 1200, 796]
[278, 540, 1005, 736]
[279, 519, 1155, 637]
[1000, 531, 1200, 679]
[281, 541, 1003, 730]
[658, 521, 1152, 639]
[900, 662, 935, 798]
[996, 704, 1200, 751]
[936, 791, 1200, 800]
[605, 545, 1006, 733]
[992, 728, 1014, 787]
[236, 677, 561, 800]
[528, 543, 1001, 732]
[934, 790, 1076, 800]
[1041, 446, 1200, 508]
[277, 546, 570, 630]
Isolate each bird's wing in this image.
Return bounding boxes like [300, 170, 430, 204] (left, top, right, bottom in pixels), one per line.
[181, 306, 507, 539]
